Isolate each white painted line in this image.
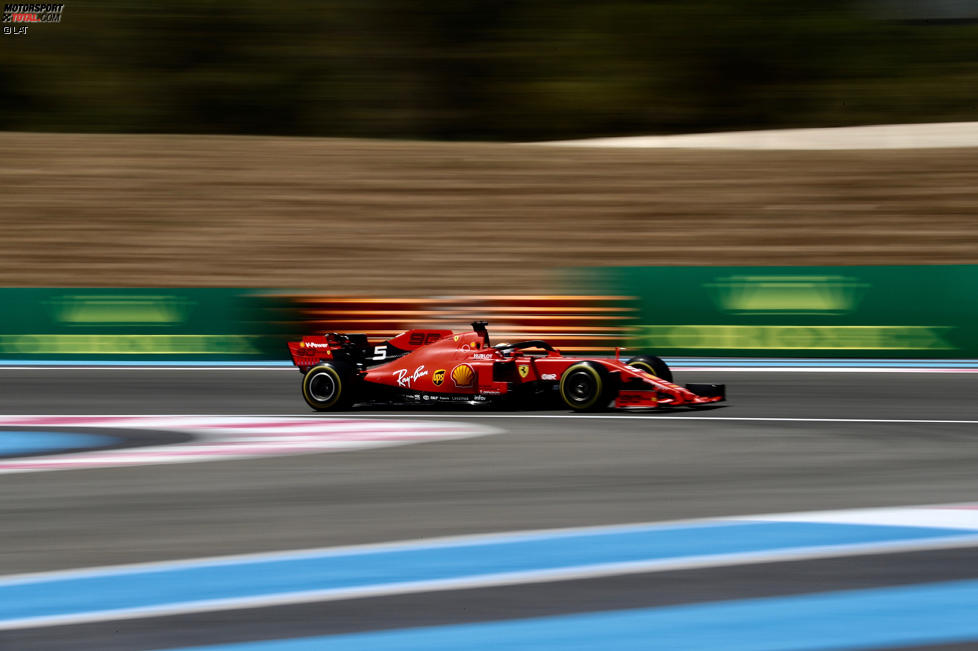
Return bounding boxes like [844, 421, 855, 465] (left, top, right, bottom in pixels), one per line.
[1, 366, 977, 373]
[518, 415, 978, 425]
[0, 366, 298, 371]
[2, 413, 976, 425]
[758, 507, 978, 531]
[256, 414, 978, 425]
[533, 121, 978, 150]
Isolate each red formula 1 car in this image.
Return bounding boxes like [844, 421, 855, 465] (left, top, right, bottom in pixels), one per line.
[288, 321, 724, 412]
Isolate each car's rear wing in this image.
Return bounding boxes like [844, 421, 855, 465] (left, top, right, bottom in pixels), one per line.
[288, 336, 334, 369]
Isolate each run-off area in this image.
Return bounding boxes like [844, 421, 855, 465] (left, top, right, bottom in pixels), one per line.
[4, 505, 978, 651]
[1, 369, 977, 650]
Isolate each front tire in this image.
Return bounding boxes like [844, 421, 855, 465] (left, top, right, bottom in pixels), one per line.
[301, 363, 354, 411]
[559, 362, 612, 411]
[626, 355, 673, 382]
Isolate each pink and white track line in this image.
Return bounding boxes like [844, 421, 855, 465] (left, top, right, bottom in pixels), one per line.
[0, 416, 498, 474]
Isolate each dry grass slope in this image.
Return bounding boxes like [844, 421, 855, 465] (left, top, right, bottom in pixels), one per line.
[1, 133, 976, 293]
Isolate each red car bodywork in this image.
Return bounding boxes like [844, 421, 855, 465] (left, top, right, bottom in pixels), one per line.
[288, 322, 724, 411]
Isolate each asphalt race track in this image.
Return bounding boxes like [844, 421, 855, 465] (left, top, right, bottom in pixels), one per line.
[1, 368, 977, 650]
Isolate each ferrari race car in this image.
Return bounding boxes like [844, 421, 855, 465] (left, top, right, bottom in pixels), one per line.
[288, 321, 725, 412]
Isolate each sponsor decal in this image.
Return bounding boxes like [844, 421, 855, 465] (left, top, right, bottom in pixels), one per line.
[394, 365, 429, 388]
[635, 324, 953, 351]
[422, 394, 481, 403]
[432, 369, 446, 386]
[541, 373, 558, 381]
[430, 393, 485, 402]
[626, 365, 661, 380]
[51, 294, 189, 324]
[707, 274, 869, 316]
[408, 331, 442, 346]
[451, 364, 475, 388]
[0, 334, 260, 355]
[518, 364, 530, 378]
[302, 341, 331, 348]
[472, 353, 494, 360]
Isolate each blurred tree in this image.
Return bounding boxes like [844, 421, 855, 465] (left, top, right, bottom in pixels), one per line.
[1, 0, 976, 139]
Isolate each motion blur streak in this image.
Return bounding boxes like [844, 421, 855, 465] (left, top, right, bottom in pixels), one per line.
[285, 295, 635, 353]
[5, 3, 978, 140]
[0, 416, 498, 473]
[3, 507, 978, 632]
[156, 579, 978, 651]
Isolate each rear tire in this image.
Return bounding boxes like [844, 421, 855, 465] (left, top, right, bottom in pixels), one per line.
[301, 362, 355, 411]
[559, 362, 612, 412]
[625, 355, 673, 382]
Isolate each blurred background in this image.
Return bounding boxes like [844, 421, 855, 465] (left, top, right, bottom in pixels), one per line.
[4, 0, 978, 139]
[2, 0, 977, 354]
[3, 1, 978, 294]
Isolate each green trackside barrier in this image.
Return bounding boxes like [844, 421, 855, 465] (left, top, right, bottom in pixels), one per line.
[0, 289, 296, 361]
[580, 265, 978, 358]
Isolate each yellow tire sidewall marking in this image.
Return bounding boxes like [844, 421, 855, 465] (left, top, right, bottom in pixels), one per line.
[302, 365, 343, 408]
[559, 363, 603, 409]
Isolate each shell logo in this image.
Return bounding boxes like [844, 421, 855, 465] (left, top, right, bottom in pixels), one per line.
[432, 369, 446, 386]
[451, 364, 475, 388]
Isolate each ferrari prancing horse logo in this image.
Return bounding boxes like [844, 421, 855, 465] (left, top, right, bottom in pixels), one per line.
[432, 369, 446, 386]
[518, 365, 529, 379]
